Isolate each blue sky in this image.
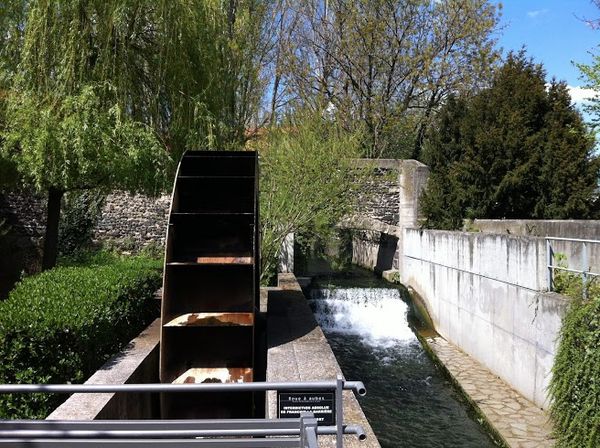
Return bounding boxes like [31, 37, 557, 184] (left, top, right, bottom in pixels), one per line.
[496, 0, 600, 104]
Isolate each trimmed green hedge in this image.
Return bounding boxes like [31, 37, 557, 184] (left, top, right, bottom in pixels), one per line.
[549, 291, 600, 448]
[0, 256, 161, 418]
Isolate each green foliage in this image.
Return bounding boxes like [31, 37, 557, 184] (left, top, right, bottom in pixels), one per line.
[3, 84, 171, 194]
[58, 190, 105, 256]
[422, 52, 600, 229]
[57, 249, 126, 269]
[259, 111, 365, 284]
[552, 253, 600, 300]
[549, 291, 600, 448]
[0, 255, 161, 418]
[2, 0, 268, 157]
[280, 0, 501, 158]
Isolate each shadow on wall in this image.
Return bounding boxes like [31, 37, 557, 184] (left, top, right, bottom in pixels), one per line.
[375, 232, 398, 273]
[0, 193, 44, 299]
[351, 230, 399, 274]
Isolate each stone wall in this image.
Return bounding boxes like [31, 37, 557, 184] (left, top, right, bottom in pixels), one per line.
[343, 159, 429, 273]
[0, 192, 46, 297]
[354, 159, 401, 226]
[0, 159, 407, 282]
[402, 228, 570, 409]
[93, 192, 171, 249]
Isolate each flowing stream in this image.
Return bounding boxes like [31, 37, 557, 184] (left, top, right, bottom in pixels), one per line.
[308, 280, 499, 447]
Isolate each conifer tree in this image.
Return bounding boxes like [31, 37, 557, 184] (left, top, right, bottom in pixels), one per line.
[422, 52, 600, 228]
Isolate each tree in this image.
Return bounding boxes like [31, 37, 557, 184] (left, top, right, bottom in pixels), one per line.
[421, 52, 600, 228]
[270, 0, 500, 158]
[258, 111, 364, 283]
[1, 0, 273, 269]
[3, 85, 170, 269]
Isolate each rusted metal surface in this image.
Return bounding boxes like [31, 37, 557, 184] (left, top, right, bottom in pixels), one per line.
[196, 256, 253, 264]
[164, 313, 254, 327]
[173, 368, 254, 385]
[160, 151, 259, 418]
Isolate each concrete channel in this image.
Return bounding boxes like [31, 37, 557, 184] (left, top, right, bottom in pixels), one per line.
[50, 275, 380, 447]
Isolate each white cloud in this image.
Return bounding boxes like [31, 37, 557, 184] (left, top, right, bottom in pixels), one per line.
[527, 9, 548, 19]
[567, 85, 598, 104]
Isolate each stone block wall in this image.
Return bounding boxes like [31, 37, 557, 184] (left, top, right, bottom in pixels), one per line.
[344, 159, 429, 273]
[354, 159, 401, 226]
[93, 192, 171, 249]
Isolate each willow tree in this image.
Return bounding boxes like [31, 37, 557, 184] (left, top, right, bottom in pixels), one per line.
[1, 0, 270, 269]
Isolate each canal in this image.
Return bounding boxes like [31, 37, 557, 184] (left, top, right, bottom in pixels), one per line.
[305, 267, 499, 448]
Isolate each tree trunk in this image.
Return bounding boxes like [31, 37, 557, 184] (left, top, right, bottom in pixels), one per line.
[41, 187, 64, 271]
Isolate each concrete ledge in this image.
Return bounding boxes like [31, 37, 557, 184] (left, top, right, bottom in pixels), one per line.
[47, 319, 160, 420]
[267, 273, 381, 448]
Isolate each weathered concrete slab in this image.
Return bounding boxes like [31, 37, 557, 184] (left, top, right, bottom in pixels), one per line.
[267, 273, 381, 448]
[47, 319, 160, 420]
[425, 335, 555, 448]
[403, 228, 571, 408]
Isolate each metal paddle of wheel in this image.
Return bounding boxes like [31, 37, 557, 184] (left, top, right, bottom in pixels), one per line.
[160, 150, 260, 419]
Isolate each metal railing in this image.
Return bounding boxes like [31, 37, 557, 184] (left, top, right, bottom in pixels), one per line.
[546, 236, 600, 298]
[0, 377, 367, 448]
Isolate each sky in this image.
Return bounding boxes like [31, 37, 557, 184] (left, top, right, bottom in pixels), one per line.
[496, 0, 600, 105]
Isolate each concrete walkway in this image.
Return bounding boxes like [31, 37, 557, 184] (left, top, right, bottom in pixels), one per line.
[266, 274, 381, 448]
[424, 336, 555, 448]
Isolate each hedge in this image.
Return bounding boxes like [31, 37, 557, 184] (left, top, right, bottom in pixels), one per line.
[0, 256, 161, 418]
[549, 287, 600, 447]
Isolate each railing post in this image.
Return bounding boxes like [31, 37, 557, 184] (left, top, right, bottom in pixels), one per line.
[301, 413, 318, 448]
[583, 242, 589, 300]
[546, 238, 553, 292]
[336, 375, 344, 448]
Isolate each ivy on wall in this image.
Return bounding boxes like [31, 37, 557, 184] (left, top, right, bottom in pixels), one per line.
[549, 267, 599, 448]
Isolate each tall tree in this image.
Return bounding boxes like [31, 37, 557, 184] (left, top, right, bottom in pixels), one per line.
[1, 0, 272, 269]
[270, 0, 500, 158]
[421, 52, 600, 228]
[258, 110, 364, 283]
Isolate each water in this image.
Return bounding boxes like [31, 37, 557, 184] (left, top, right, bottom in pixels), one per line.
[308, 284, 499, 448]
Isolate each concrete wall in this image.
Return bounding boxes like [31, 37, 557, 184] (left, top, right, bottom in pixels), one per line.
[402, 229, 570, 409]
[344, 216, 401, 273]
[467, 219, 600, 239]
[468, 219, 600, 275]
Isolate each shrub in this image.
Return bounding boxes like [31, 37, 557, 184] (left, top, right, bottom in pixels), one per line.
[549, 289, 600, 447]
[58, 190, 105, 256]
[0, 256, 161, 418]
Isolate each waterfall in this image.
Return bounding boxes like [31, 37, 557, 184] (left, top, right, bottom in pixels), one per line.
[308, 288, 416, 348]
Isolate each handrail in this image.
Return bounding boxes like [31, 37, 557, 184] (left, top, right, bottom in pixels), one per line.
[0, 380, 367, 396]
[545, 236, 600, 244]
[546, 237, 600, 299]
[0, 377, 367, 448]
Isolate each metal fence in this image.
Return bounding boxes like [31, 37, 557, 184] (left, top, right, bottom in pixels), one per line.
[546, 236, 600, 298]
[0, 377, 367, 448]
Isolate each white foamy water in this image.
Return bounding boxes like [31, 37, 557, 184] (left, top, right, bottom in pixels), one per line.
[309, 288, 417, 348]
